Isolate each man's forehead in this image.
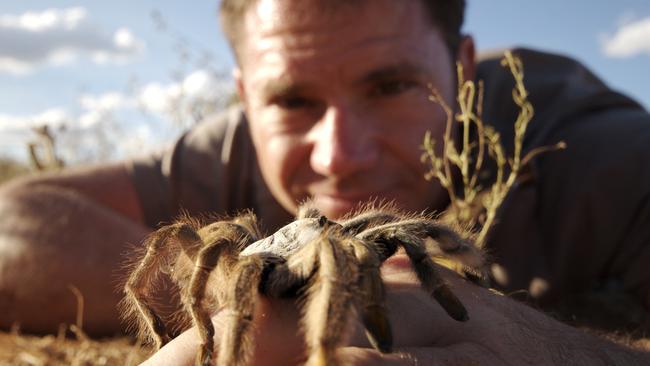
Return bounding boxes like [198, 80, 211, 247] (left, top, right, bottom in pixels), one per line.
[251, 0, 365, 22]
[241, 0, 426, 44]
[234, 0, 454, 97]
[244, 0, 363, 42]
[238, 0, 433, 68]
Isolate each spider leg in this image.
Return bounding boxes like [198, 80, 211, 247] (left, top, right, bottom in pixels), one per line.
[183, 222, 254, 366]
[340, 211, 400, 235]
[417, 222, 490, 287]
[123, 223, 200, 350]
[417, 222, 488, 282]
[297, 199, 322, 219]
[265, 228, 358, 366]
[359, 221, 481, 321]
[360, 219, 488, 282]
[217, 254, 264, 366]
[304, 233, 359, 366]
[346, 238, 393, 353]
[400, 239, 469, 321]
[230, 211, 263, 241]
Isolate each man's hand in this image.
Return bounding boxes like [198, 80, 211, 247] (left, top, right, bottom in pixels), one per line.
[142, 255, 650, 365]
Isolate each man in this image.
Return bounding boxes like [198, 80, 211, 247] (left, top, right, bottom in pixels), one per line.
[0, 0, 649, 364]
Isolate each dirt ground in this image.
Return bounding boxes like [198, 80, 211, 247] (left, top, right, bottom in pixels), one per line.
[1, 329, 647, 366]
[0, 330, 150, 366]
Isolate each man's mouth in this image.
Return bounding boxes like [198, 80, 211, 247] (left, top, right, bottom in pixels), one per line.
[311, 191, 385, 218]
[312, 194, 360, 218]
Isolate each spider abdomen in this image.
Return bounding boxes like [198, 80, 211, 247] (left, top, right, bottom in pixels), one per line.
[240, 217, 324, 258]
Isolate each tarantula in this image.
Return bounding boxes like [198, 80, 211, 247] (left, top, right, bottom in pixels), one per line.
[122, 203, 487, 366]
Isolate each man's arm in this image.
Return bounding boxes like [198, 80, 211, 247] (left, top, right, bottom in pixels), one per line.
[0, 163, 150, 335]
[142, 257, 650, 365]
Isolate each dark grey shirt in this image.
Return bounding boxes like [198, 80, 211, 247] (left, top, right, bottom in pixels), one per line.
[128, 48, 650, 331]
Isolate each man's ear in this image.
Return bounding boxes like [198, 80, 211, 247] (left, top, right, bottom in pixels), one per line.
[456, 35, 476, 82]
[233, 67, 248, 108]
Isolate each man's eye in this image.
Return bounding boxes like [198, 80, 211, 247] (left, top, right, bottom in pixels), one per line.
[370, 80, 416, 97]
[276, 96, 316, 110]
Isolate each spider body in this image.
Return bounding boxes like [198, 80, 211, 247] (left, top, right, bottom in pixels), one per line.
[123, 203, 487, 366]
[240, 216, 327, 259]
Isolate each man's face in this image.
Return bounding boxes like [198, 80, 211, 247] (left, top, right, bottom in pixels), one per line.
[236, 0, 472, 219]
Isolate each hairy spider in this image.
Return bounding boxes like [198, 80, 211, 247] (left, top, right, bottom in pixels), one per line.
[122, 202, 488, 366]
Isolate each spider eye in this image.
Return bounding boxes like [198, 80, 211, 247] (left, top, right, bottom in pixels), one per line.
[318, 216, 328, 227]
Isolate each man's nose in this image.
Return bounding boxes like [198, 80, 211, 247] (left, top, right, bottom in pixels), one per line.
[309, 104, 379, 177]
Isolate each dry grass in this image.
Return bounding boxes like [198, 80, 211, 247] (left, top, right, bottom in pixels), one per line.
[421, 50, 565, 247]
[0, 158, 31, 185]
[0, 330, 149, 366]
[0, 288, 150, 366]
[423, 51, 650, 351]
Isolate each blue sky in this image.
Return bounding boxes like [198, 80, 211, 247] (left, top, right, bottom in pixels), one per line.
[1, 0, 648, 164]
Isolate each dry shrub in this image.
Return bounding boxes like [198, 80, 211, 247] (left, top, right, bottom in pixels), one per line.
[423, 51, 650, 349]
[421, 50, 565, 247]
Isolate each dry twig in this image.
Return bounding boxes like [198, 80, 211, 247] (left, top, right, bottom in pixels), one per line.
[421, 51, 566, 247]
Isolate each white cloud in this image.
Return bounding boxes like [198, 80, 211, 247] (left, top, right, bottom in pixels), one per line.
[601, 17, 650, 58]
[0, 7, 86, 31]
[0, 7, 144, 74]
[79, 91, 133, 111]
[114, 27, 136, 49]
[138, 82, 182, 115]
[76, 69, 232, 126]
[0, 108, 70, 132]
[137, 69, 233, 121]
[0, 69, 235, 163]
[0, 69, 231, 132]
[182, 69, 231, 99]
[0, 108, 71, 162]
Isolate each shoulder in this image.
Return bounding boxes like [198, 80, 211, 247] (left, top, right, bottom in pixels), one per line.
[475, 47, 648, 168]
[128, 105, 260, 227]
[130, 104, 254, 189]
[167, 104, 257, 207]
[476, 47, 642, 118]
[477, 47, 650, 205]
[477, 47, 610, 98]
[481, 49, 650, 319]
[179, 105, 250, 158]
